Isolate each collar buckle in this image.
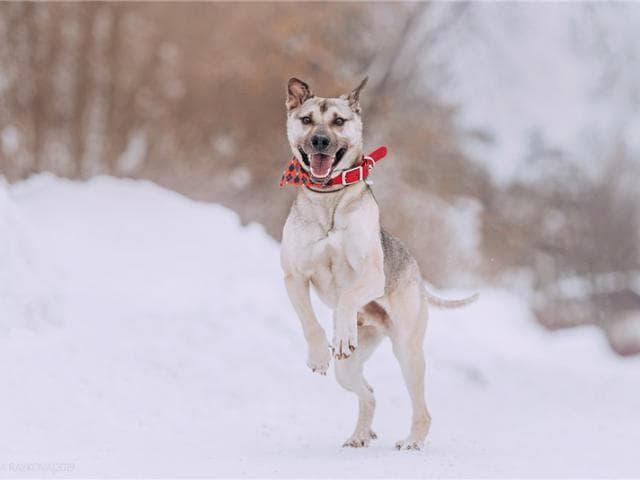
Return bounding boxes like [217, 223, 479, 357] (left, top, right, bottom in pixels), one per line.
[364, 156, 374, 172]
[341, 165, 363, 186]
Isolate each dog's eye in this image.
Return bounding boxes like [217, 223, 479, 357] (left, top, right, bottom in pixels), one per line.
[334, 117, 346, 126]
[301, 116, 312, 125]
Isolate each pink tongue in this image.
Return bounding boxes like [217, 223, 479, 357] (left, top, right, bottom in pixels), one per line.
[310, 154, 331, 178]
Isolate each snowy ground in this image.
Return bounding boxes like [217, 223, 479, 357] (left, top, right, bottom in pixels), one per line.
[1, 175, 639, 478]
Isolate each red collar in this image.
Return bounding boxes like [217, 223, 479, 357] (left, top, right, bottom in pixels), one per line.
[279, 146, 388, 189]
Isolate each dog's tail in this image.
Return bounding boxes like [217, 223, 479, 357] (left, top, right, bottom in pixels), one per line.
[424, 287, 479, 309]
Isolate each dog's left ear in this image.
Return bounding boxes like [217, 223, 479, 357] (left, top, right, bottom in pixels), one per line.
[346, 76, 368, 114]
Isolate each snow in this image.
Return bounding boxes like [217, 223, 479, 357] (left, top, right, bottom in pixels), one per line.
[424, 3, 640, 185]
[1, 175, 639, 477]
[116, 130, 148, 174]
[0, 178, 59, 331]
[1, 126, 19, 156]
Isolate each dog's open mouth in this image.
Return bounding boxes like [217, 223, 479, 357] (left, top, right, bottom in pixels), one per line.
[298, 147, 347, 181]
[310, 153, 332, 178]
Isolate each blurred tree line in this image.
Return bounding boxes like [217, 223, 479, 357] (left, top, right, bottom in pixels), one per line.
[0, 2, 638, 353]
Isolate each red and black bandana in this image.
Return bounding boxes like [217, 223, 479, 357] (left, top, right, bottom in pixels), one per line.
[279, 157, 311, 187]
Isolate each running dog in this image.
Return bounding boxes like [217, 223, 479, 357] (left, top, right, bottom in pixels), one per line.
[280, 77, 477, 450]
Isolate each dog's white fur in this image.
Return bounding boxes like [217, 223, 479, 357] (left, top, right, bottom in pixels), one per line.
[281, 78, 476, 450]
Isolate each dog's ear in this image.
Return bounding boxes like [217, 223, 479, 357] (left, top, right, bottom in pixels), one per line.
[286, 77, 314, 111]
[347, 76, 368, 114]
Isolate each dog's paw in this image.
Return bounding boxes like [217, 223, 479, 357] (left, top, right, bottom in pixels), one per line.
[332, 326, 357, 360]
[342, 429, 377, 448]
[306, 338, 331, 375]
[394, 437, 424, 451]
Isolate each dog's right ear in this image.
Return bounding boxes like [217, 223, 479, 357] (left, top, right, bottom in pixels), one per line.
[286, 78, 314, 111]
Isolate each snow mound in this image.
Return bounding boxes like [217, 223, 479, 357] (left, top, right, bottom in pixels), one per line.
[0, 178, 58, 331]
[0, 175, 638, 477]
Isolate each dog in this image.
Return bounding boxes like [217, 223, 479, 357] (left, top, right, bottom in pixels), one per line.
[280, 77, 477, 450]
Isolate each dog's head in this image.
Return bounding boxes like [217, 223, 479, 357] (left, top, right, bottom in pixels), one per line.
[285, 77, 367, 184]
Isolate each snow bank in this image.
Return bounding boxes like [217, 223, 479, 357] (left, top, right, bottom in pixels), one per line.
[0, 178, 58, 331]
[0, 175, 638, 477]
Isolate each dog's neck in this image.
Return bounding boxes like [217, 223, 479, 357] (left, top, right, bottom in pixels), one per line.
[300, 179, 368, 201]
[295, 177, 371, 232]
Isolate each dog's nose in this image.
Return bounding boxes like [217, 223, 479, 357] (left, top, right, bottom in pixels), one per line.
[311, 134, 331, 151]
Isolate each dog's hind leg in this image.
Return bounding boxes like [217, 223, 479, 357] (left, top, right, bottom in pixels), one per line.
[389, 294, 431, 451]
[335, 323, 384, 448]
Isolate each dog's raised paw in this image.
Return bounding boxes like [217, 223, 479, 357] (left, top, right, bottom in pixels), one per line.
[342, 430, 377, 448]
[332, 330, 358, 360]
[306, 340, 331, 375]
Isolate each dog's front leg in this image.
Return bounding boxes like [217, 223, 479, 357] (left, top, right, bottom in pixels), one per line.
[333, 272, 384, 360]
[284, 273, 331, 374]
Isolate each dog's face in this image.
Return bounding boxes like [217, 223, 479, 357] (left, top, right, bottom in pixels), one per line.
[286, 77, 367, 183]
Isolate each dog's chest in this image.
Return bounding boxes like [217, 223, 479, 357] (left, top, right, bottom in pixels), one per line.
[294, 218, 351, 275]
[285, 209, 368, 303]
[282, 186, 382, 306]
[306, 223, 358, 305]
